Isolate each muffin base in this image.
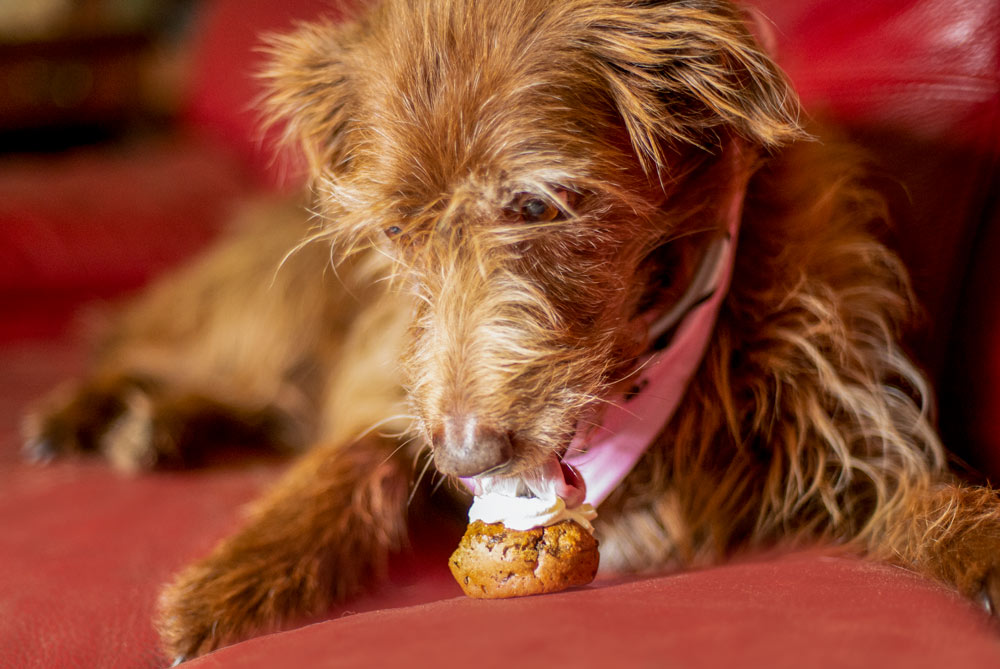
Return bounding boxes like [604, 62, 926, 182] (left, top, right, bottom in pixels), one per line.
[449, 519, 599, 599]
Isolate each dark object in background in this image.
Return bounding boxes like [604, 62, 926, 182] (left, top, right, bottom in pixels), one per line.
[0, 33, 150, 151]
[0, 0, 197, 153]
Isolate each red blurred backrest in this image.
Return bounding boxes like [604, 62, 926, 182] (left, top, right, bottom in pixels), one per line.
[749, 0, 998, 348]
[181, 0, 344, 189]
[748, 0, 1000, 479]
[756, 0, 999, 149]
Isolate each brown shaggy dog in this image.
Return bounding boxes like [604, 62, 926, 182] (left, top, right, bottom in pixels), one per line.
[23, 0, 1000, 660]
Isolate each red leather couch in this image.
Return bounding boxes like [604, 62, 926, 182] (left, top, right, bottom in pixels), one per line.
[2, 1, 999, 667]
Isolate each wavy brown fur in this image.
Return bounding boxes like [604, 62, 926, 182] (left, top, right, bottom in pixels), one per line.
[597, 139, 948, 568]
[22, 0, 1000, 660]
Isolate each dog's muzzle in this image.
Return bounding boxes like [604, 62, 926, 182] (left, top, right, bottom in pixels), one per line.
[462, 148, 751, 509]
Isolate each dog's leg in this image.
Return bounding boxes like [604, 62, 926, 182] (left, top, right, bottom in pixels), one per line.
[156, 432, 413, 660]
[156, 286, 415, 660]
[22, 198, 361, 472]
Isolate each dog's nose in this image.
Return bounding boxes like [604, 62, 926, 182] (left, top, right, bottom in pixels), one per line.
[431, 417, 513, 478]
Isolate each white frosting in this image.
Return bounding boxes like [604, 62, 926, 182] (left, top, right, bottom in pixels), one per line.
[469, 492, 597, 533]
[467, 460, 597, 533]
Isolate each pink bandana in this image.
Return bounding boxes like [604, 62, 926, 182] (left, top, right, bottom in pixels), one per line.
[464, 152, 748, 508]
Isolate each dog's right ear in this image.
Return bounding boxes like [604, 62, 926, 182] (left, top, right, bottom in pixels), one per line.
[259, 20, 357, 178]
[580, 0, 805, 172]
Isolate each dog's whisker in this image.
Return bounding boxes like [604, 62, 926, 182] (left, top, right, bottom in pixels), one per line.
[353, 414, 417, 449]
[379, 433, 421, 468]
[410, 439, 431, 471]
[430, 475, 451, 498]
[577, 392, 626, 411]
[271, 226, 333, 288]
[408, 452, 436, 507]
[604, 355, 659, 388]
[573, 417, 617, 439]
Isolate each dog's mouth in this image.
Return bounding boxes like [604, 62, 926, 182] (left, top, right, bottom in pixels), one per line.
[466, 454, 596, 532]
[470, 454, 586, 507]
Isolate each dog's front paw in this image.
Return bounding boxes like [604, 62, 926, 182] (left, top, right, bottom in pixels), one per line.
[22, 374, 171, 472]
[157, 563, 226, 661]
[903, 484, 1000, 618]
[973, 564, 1000, 618]
[23, 372, 296, 473]
[157, 558, 266, 660]
[156, 532, 326, 660]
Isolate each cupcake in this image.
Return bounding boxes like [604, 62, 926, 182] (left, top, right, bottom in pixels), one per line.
[450, 458, 599, 598]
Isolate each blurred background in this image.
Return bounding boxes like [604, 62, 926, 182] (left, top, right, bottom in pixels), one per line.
[0, 0, 196, 152]
[0, 0, 328, 344]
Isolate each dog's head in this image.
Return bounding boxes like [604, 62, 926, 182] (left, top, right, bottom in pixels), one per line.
[264, 0, 802, 478]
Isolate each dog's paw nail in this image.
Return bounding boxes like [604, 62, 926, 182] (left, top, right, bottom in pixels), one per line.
[171, 654, 188, 667]
[22, 437, 56, 464]
[977, 589, 994, 616]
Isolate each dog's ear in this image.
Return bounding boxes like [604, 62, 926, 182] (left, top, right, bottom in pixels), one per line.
[582, 0, 804, 169]
[259, 19, 357, 177]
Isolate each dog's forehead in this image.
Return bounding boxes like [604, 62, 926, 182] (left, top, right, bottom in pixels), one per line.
[348, 0, 614, 202]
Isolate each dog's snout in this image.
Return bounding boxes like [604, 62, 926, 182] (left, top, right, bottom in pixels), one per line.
[431, 417, 513, 478]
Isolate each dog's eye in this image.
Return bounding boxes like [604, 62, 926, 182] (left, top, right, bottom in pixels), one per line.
[384, 225, 403, 239]
[521, 197, 557, 222]
[514, 191, 569, 223]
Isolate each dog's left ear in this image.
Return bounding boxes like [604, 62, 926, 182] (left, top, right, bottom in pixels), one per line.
[582, 0, 804, 169]
[258, 19, 359, 178]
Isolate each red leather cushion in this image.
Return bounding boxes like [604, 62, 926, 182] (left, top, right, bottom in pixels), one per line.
[3, 334, 999, 669]
[756, 0, 999, 149]
[3, 344, 1000, 667]
[186, 553, 1000, 668]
